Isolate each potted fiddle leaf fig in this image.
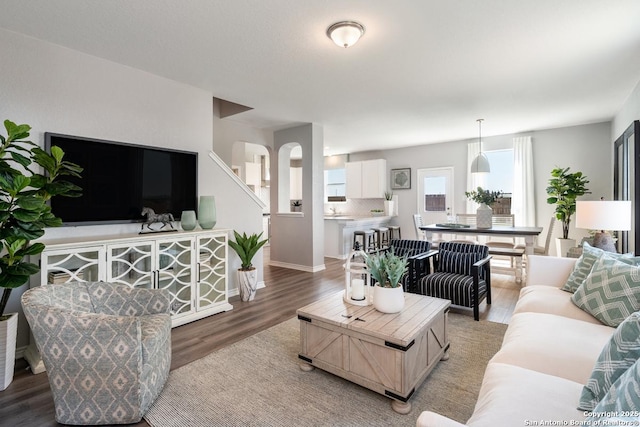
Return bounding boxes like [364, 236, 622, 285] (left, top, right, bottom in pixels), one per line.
[365, 250, 408, 314]
[228, 231, 268, 301]
[0, 119, 82, 390]
[546, 167, 589, 256]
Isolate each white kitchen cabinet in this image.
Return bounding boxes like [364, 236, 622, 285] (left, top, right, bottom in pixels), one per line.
[245, 162, 261, 190]
[37, 229, 233, 327]
[345, 159, 387, 199]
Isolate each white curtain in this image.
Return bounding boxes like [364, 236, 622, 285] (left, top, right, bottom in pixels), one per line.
[512, 136, 535, 226]
[467, 142, 487, 213]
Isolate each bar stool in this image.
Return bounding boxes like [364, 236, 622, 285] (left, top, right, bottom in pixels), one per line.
[353, 230, 376, 253]
[389, 225, 401, 241]
[372, 226, 390, 250]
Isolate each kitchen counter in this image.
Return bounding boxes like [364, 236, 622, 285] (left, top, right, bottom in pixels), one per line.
[324, 214, 392, 221]
[324, 215, 394, 259]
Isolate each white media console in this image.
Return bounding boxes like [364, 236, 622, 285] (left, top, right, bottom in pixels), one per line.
[24, 228, 233, 373]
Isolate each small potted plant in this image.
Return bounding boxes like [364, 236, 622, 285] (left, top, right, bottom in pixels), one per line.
[291, 200, 302, 212]
[228, 231, 269, 301]
[384, 191, 394, 216]
[546, 167, 590, 256]
[465, 187, 502, 228]
[365, 250, 408, 313]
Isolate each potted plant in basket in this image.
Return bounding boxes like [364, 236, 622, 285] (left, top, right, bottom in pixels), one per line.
[465, 187, 502, 229]
[365, 250, 409, 313]
[546, 167, 589, 256]
[228, 231, 269, 301]
[0, 120, 82, 390]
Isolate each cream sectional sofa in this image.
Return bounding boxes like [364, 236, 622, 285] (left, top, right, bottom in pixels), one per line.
[417, 254, 616, 427]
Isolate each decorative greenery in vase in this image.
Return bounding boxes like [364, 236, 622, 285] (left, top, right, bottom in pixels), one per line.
[546, 167, 590, 240]
[0, 120, 83, 318]
[384, 191, 393, 201]
[465, 187, 502, 206]
[364, 250, 408, 288]
[228, 231, 269, 271]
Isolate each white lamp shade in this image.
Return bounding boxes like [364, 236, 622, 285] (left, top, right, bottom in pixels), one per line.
[470, 152, 490, 174]
[576, 200, 632, 231]
[327, 21, 365, 48]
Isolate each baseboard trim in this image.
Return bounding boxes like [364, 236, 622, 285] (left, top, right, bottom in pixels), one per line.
[228, 281, 266, 297]
[15, 345, 26, 360]
[268, 261, 326, 272]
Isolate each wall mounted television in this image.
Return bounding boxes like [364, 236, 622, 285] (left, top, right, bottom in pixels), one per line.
[45, 133, 198, 226]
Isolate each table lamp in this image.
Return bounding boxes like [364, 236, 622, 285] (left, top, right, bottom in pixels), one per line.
[575, 200, 632, 252]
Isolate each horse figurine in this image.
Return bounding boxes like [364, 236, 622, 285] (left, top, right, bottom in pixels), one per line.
[141, 207, 175, 232]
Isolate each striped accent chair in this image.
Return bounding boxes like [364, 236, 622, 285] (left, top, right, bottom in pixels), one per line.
[419, 242, 492, 321]
[387, 239, 435, 294]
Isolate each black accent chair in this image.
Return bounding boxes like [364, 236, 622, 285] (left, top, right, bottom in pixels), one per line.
[419, 242, 492, 321]
[386, 239, 436, 294]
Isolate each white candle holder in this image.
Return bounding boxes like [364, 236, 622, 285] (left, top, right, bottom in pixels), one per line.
[344, 249, 372, 306]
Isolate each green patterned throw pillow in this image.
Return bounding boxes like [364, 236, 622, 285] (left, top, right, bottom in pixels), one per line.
[587, 357, 640, 421]
[571, 256, 640, 327]
[562, 243, 635, 293]
[578, 312, 640, 410]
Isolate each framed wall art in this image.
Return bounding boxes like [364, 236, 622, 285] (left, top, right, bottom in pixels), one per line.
[391, 168, 411, 190]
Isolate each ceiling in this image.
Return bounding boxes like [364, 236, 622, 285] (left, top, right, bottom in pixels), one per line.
[1, 0, 640, 155]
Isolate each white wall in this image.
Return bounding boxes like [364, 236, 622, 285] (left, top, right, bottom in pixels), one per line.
[612, 78, 640, 139]
[0, 28, 262, 349]
[350, 122, 612, 255]
[270, 124, 325, 271]
[213, 112, 273, 167]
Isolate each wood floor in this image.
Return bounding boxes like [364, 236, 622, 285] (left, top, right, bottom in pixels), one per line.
[1, 249, 520, 427]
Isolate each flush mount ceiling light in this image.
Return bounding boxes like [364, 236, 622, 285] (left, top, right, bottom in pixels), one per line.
[327, 21, 365, 48]
[470, 119, 490, 174]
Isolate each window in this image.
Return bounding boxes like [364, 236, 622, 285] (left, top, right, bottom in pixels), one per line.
[485, 149, 513, 214]
[325, 168, 346, 202]
[423, 176, 446, 212]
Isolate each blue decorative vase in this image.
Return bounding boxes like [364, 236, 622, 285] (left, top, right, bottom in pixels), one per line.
[181, 210, 197, 231]
[198, 196, 216, 229]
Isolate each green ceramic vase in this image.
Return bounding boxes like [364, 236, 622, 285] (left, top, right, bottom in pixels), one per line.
[198, 196, 216, 229]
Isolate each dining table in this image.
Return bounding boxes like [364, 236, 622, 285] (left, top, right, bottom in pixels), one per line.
[419, 223, 543, 255]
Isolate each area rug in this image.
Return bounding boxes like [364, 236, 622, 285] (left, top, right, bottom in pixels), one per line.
[144, 313, 507, 427]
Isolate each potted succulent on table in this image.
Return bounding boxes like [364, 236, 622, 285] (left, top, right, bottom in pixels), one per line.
[546, 167, 590, 257]
[228, 231, 269, 301]
[0, 120, 82, 390]
[365, 250, 409, 313]
[465, 187, 503, 228]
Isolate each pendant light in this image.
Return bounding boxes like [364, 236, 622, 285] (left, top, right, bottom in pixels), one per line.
[470, 119, 490, 174]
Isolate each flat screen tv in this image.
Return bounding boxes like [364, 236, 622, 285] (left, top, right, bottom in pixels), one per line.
[45, 133, 198, 225]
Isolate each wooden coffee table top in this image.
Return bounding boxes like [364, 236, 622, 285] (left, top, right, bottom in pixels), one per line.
[297, 291, 450, 347]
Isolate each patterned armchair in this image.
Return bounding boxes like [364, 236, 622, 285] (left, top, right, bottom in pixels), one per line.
[387, 239, 436, 294]
[21, 282, 172, 425]
[419, 242, 492, 321]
